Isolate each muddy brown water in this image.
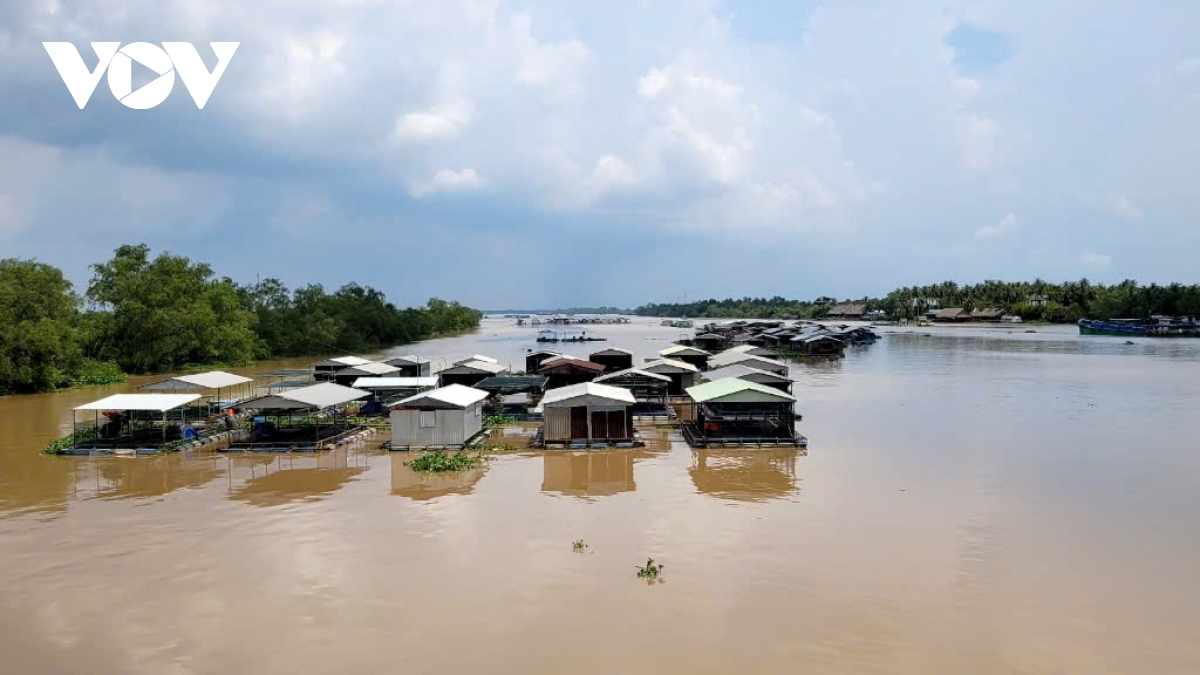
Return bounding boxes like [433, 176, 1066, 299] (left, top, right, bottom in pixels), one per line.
[2, 317, 1200, 673]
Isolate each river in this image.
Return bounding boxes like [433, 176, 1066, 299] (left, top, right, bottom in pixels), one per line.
[2, 317, 1199, 673]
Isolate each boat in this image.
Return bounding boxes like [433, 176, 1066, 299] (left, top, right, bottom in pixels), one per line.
[1078, 318, 1200, 337]
[536, 335, 607, 343]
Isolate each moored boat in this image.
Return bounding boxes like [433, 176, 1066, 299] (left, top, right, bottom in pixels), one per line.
[1078, 318, 1200, 337]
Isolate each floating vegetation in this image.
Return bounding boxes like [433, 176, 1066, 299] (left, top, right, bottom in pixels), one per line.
[406, 450, 484, 473]
[484, 415, 517, 428]
[41, 428, 101, 455]
[573, 539, 588, 552]
[635, 558, 664, 579]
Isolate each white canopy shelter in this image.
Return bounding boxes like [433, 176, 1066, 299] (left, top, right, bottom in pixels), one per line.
[139, 370, 253, 392]
[76, 394, 202, 412]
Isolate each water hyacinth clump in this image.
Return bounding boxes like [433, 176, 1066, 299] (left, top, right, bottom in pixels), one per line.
[406, 450, 483, 472]
[636, 558, 664, 579]
[573, 539, 587, 552]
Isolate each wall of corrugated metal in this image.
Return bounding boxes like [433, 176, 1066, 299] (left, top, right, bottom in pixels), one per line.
[545, 407, 572, 441]
[391, 409, 469, 446]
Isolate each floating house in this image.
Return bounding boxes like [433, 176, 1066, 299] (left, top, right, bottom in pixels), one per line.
[475, 375, 548, 416]
[383, 355, 432, 377]
[640, 358, 701, 395]
[388, 384, 488, 449]
[708, 351, 790, 375]
[538, 382, 637, 445]
[538, 358, 606, 389]
[702, 364, 792, 392]
[437, 359, 508, 387]
[332, 361, 400, 386]
[659, 344, 712, 370]
[593, 367, 672, 414]
[682, 379, 804, 448]
[525, 349, 562, 374]
[351, 376, 439, 407]
[137, 370, 254, 413]
[312, 356, 372, 381]
[70, 394, 205, 454]
[235, 383, 370, 451]
[588, 347, 635, 372]
[692, 332, 728, 352]
[790, 333, 845, 357]
[727, 344, 777, 358]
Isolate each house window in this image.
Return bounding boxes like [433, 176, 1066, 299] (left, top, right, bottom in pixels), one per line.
[419, 410, 436, 428]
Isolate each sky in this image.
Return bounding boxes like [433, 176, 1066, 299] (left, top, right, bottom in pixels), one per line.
[1, 1, 1199, 310]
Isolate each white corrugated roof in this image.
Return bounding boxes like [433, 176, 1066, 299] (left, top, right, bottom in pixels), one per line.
[76, 394, 202, 412]
[641, 358, 700, 373]
[703, 364, 790, 383]
[709, 351, 788, 371]
[660, 344, 711, 357]
[240, 383, 368, 410]
[339, 362, 400, 376]
[352, 377, 439, 389]
[589, 347, 633, 356]
[441, 360, 507, 375]
[541, 382, 636, 406]
[138, 370, 254, 391]
[454, 354, 498, 365]
[594, 367, 671, 383]
[391, 384, 488, 409]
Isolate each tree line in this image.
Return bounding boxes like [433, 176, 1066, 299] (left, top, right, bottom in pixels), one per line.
[635, 280, 1200, 322]
[0, 244, 482, 394]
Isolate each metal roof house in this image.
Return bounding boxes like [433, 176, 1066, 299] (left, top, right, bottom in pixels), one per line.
[588, 347, 635, 373]
[538, 358, 606, 389]
[659, 344, 712, 370]
[790, 333, 845, 357]
[692, 332, 729, 352]
[682, 379, 804, 448]
[383, 354, 432, 377]
[332, 361, 400, 386]
[702, 364, 793, 392]
[312, 356, 373, 381]
[524, 349, 562, 374]
[351, 376, 439, 405]
[727, 344, 777, 357]
[708, 351, 790, 375]
[454, 354, 499, 366]
[538, 382, 637, 446]
[594, 367, 672, 415]
[388, 384, 489, 449]
[437, 359, 508, 387]
[640, 358, 701, 395]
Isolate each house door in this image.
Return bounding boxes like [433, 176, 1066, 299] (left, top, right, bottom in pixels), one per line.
[606, 410, 627, 439]
[570, 406, 589, 439]
[590, 410, 609, 439]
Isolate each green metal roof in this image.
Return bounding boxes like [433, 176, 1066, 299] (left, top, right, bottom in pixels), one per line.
[685, 378, 796, 404]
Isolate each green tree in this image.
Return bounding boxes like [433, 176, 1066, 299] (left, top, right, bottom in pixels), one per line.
[0, 259, 85, 393]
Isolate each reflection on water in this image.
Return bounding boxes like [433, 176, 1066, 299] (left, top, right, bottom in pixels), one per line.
[390, 453, 488, 501]
[227, 446, 370, 507]
[542, 451, 639, 498]
[689, 448, 803, 502]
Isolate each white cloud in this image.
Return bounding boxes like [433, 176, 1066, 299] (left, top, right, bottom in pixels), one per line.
[409, 168, 486, 198]
[1082, 192, 1144, 222]
[664, 107, 746, 185]
[637, 68, 668, 99]
[975, 212, 1018, 240]
[512, 13, 589, 88]
[586, 155, 637, 194]
[394, 101, 475, 141]
[1079, 250, 1112, 268]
